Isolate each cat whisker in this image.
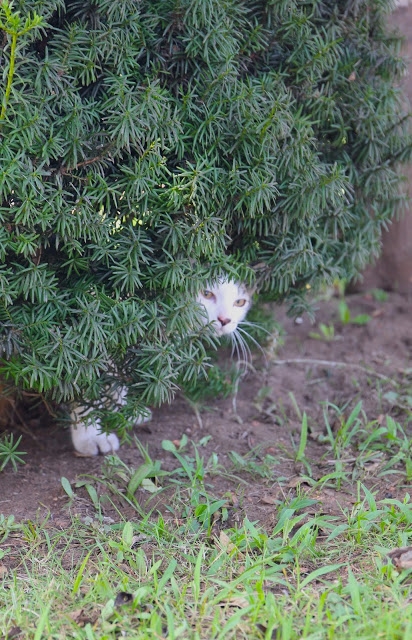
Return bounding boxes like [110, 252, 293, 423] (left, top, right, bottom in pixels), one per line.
[230, 331, 243, 361]
[230, 330, 250, 366]
[240, 320, 273, 337]
[236, 326, 268, 367]
[232, 330, 253, 368]
[237, 326, 265, 356]
[230, 332, 241, 360]
[229, 333, 238, 359]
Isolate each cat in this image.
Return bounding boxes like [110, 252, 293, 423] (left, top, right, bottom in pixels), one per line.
[70, 280, 252, 455]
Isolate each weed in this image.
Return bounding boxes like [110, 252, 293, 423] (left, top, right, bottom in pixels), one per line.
[61, 476, 74, 500]
[0, 433, 26, 471]
[383, 388, 412, 414]
[360, 415, 412, 479]
[322, 400, 365, 454]
[162, 437, 222, 487]
[0, 513, 21, 542]
[309, 322, 336, 341]
[294, 412, 309, 463]
[370, 288, 389, 302]
[228, 448, 279, 479]
[338, 300, 371, 326]
[2, 478, 412, 638]
[184, 490, 229, 534]
[319, 401, 364, 490]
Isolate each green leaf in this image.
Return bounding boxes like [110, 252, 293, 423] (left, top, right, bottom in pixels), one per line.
[61, 477, 74, 499]
[127, 463, 155, 495]
[299, 563, 345, 590]
[121, 521, 134, 548]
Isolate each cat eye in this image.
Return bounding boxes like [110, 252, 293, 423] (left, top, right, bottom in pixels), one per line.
[234, 299, 247, 307]
[202, 290, 214, 300]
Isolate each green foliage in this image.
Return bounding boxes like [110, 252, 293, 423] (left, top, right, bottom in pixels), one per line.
[309, 321, 336, 340]
[338, 300, 371, 325]
[2, 490, 412, 639]
[0, 0, 411, 412]
[182, 361, 241, 403]
[0, 433, 26, 471]
[371, 288, 389, 302]
[0, 0, 44, 120]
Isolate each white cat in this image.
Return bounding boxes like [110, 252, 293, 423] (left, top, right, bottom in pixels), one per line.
[70, 280, 252, 455]
[197, 280, 251, 337]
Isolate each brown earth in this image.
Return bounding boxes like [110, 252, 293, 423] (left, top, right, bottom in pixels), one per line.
[1, 5, 412, 530]
[0, 289, 411, 530]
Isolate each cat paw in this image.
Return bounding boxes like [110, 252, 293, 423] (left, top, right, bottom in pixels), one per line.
[70, 423, 120, 456]
[70, 406, 152, 456]
[134, 408, 152, 426]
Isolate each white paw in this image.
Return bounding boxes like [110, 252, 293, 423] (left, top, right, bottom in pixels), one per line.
[70, 422, 120, 456]
[134, 408, 152, 426]
[69, 403, 152, 456]
[70, 405, 120, 456]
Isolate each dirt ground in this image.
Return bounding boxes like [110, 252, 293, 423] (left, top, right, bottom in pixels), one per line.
[1, 5, 412, 530]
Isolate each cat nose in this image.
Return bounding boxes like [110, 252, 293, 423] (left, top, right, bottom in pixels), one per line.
[217, 316, 231, 327]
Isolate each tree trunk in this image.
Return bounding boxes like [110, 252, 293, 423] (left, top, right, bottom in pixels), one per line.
[359, 4, 412, 294]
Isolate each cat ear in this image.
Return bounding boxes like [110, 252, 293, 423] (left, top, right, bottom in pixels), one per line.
[251, 262, 271, 293]
[240, 280, 257, 297]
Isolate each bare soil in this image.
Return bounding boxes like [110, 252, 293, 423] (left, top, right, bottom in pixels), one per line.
[0, 289, 411, 530]
[1, 5, 412, 532]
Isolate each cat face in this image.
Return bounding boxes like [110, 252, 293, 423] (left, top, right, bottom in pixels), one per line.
[197, 280, 251, 337]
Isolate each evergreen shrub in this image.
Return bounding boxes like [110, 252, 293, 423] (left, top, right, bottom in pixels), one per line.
[0, 0, 410, 417]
